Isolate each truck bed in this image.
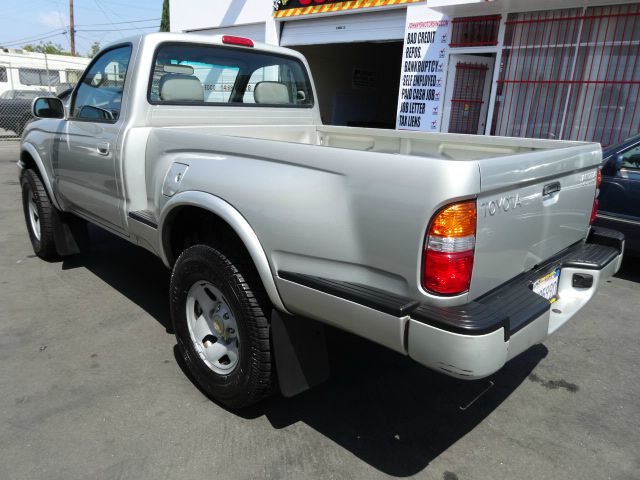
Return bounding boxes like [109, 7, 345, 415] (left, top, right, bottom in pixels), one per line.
[141, 123, 600, 303]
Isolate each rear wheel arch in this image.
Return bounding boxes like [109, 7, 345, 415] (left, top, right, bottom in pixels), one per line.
[159, 194, 288, 313]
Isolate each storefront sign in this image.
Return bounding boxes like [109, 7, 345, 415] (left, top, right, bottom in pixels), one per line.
[273, 0, 423, 19]
[396, 5, 449, 131]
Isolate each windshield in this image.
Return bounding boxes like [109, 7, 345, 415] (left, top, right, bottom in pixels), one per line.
[149, 43, 314, 107]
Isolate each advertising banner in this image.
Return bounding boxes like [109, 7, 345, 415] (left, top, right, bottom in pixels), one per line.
[396, 5, 450, 131]
[273, 0, 423, 18]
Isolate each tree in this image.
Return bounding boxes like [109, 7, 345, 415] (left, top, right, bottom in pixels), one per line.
[87, 42, 101, 58]
[23, 41, 69, 55]
[160, 0, 170, 32]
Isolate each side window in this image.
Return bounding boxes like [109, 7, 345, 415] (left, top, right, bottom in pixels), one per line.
[0, 66, 7, 83]
[72, 45, 132, 122]
[18, 68, 60, 86]
[621, 145, 640, 170]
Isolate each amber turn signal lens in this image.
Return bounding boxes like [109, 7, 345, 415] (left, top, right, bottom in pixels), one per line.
[428, 201, 477, 238]
[596, 168, 602, 189]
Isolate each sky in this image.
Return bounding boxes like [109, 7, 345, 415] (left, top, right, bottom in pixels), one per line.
[0, 0, 164, 56]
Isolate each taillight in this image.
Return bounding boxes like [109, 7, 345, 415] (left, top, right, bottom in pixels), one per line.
[590, 168, 601, 225]
[222, 35, 254, 47]
[590, 197, 599, 224]
[423, 201, 476, 295]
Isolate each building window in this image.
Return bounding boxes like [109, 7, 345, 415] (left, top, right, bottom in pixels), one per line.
[492, 4, 640, 147]
[0, 66, 7, 83]
[18, 68, 60, 86]
[66, 70, 84, 83]
[450, 15, 501, 47]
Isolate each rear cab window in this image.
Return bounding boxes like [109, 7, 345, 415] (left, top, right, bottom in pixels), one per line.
[148, 43, 314, 107]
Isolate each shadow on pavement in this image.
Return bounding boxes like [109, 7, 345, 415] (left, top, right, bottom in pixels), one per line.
[61, 224, 173, 333]
[254, 333, 544, 476]
[614, 255, 640, 283]
[63, 224, 546, 476]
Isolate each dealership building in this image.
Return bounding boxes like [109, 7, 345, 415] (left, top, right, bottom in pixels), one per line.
[170, 0, 640, 147]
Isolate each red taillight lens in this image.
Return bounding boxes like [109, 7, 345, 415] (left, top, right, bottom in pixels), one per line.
[424, 250, 475, 294]
[222, 35, 254, 47]
[423, 201, 476, 295]
[590, 197, 599, 224]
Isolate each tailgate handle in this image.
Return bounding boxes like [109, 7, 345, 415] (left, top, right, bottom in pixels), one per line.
[543, 182, 561, 197]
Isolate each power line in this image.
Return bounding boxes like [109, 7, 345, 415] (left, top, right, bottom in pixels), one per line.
[1, 31, 68, 48]
[91, 0, 126, 34]
[76, 26, 159, 32]
[75, 18, 160, 27]
[0, 29, 67, 47]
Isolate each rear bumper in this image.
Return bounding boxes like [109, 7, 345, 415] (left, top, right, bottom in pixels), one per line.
[407, 227, 624, 378]
[277, 227, 624, 380]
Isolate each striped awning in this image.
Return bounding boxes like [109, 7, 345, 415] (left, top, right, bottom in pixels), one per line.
[274, 0, 424, 19]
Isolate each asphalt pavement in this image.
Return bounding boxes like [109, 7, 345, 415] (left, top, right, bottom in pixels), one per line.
[1, 140, 639, 480]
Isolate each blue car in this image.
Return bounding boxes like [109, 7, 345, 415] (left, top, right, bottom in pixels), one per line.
[594, 134, 640, 256]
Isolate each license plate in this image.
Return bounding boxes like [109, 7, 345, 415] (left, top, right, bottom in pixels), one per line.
[532, 268, 560, 302]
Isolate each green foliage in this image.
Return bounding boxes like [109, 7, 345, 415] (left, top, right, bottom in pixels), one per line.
[23, 41, 69, 55]
[160, 0, 170, 32]
[87, 42, 101, 58]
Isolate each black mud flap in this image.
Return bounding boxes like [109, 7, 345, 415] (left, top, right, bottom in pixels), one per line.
[53, 213, 87, 256]
[271, 310, 330, 398]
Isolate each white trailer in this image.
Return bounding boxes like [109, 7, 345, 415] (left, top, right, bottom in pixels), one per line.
[0, 49, 91, 96]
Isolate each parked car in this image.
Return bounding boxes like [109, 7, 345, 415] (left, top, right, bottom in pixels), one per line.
[18, 33, 624, 409]
[594, 134, 640, 255]
[0, 89, 53, 135]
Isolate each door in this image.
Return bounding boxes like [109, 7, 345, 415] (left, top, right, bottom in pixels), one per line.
[442, 54, 494, 135]
[280, 8, 406, 46]
[599, 142, 640, 250]
[54, 45, 132, 230]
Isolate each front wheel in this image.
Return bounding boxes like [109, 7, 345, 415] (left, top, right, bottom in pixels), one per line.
[170, 244, 274, 409]
[21, 169, 58, 260]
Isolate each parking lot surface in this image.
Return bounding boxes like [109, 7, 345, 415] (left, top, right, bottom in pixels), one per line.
[1, 140, 639, 480]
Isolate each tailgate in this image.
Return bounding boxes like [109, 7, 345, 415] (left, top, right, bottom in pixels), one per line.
[470, 143, 601, 299]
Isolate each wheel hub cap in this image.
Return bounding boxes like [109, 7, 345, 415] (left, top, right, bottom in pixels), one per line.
[185, 281, 240, 374]
[28, 193, 41, 241]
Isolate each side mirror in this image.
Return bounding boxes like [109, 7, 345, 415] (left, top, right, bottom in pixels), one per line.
[602, 154, 623, 175]
[33, 97, 65, 119]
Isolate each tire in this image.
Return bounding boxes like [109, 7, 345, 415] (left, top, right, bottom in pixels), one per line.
[21, 169, 58, 260]
[170, 244, 274, 409]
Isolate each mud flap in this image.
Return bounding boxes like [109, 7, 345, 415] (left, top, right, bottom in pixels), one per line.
[271, 310, 330, 398]
[53, 213, 87, 256]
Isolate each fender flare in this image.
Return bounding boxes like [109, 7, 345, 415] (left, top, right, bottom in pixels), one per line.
[158, 191, 289, 314]
[19, 142, 62, 210]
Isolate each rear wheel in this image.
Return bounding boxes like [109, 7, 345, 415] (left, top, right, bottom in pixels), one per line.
[170, 244, 274, 409]
[21, 169, 58, 260]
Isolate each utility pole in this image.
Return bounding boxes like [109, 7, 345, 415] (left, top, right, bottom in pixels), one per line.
[69, 0, 76, 56]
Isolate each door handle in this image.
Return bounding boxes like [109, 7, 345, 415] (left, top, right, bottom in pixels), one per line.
[97, 143, 110, 156]
[543, 181, 561, 197]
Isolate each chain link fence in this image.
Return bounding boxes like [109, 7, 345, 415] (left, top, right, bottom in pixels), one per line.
[1, 60, 84, 141]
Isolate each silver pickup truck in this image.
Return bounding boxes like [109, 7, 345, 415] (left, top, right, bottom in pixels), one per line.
[19, 33, 624, 408]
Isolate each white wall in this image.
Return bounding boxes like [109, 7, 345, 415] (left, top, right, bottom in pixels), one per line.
[170, 0, 272, 32]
